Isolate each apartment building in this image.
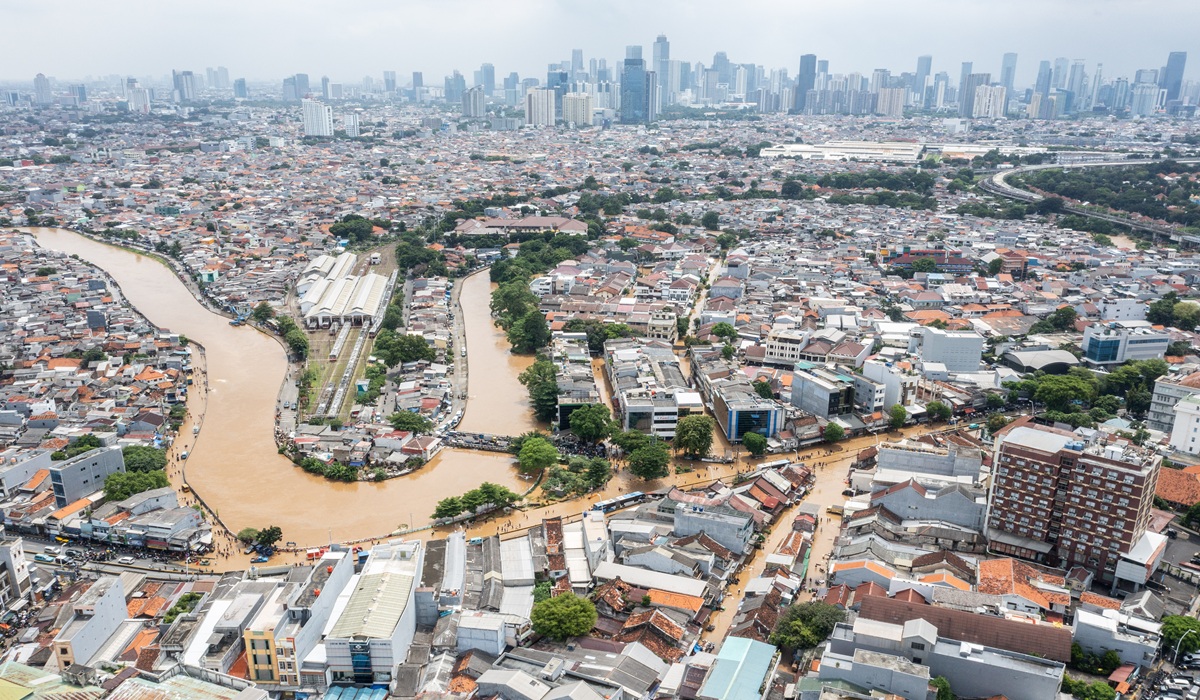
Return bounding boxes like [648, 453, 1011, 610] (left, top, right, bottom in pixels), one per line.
[605, 340, 703, 439]
[1148, 370, 1200, 433]
[53, 576, 126, 669]
[1169, 394, 1200, 456]
[989, 425, 1161, 584]
[791, 363, 857, 418]
[910, 327, 983, 372]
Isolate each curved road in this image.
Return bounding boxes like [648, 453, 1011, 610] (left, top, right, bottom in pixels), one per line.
[979, 158, 1200, 246]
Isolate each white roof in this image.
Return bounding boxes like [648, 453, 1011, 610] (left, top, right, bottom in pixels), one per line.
[591, 561, 708, 597]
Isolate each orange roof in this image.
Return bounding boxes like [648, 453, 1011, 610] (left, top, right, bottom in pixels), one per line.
[21, 469, 50, 491]
[647, 589, 704, 613]
[49, 498, 91, 521]
[919, 573, 972, 591]
[1080, 591, 1121, 610]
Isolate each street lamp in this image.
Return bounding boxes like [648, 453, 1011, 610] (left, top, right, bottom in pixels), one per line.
[1174, 628, 1197, 667]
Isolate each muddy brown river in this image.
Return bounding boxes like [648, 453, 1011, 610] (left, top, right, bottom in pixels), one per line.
[32, 229, 535, 546]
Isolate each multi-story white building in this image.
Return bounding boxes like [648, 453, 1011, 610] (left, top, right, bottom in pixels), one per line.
[1081, 321, 1169, 366]
[562, 92, 594, 127]
[301, 99, 334, 137]
[1149, 371, 1200, 433]
[1095, 298, 1146, 322]
[862, 359, 919, 410]
[911, 327, 983, 372]
[972, 84, 1007, 118]
[1169, 394, 1200, 455]
[524, 88, 555, 126]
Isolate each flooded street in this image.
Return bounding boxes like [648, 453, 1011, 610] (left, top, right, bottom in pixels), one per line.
[31, 229, 526, 546]
[456, 272, 538, 435]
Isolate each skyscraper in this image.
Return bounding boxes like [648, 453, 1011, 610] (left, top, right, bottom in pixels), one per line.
[1034, 60, 1052, 97]
[216, 66, 229, 89]
[480, 63, 495, 97]
[571, 49, 584, 77]
[321, 76, 331, 100]
[343, 113, 360, 137]
[972, 84, 1007, 118]
[958, 61, 973, 96]
[69, 85, 87, 104]
[1066, 60, 1086, 111]
[1000, 52, 1018, 93]
[301, 99, 334, 137]
[653, 34, 670, 109]
[233, 78, 248, 99]
[282, 76, 297, 102]
[620, 46, 648, 124]
[462, 86, 486, 117]
[546, 66, 569, 115]
[1161, 51, 1187, 102]
[444, 71, 466, 103]
[383, 71, 397, 93]
[959, 72, 991, 117]
[524, 88, 555, 126]
[172, 70, 196, 102]
[1052, 57, 1069, 88]
[33, 73, 51, 105]
[294, 73, 310, 99]
[914, 55, 932, 102]
[794, 54, 817, 113]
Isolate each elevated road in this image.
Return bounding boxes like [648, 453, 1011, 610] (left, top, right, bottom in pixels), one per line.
[978, 158, 1200, 247]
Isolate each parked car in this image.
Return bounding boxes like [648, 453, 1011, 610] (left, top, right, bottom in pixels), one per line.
[117, 556, 136, 565]
[33, 554, 54, 563]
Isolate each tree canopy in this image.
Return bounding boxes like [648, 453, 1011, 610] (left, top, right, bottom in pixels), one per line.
[926, 401, 953, 421]
[889, 404, 907, 429]
[374, 329, 435, 367]
[674, 415, 715, 458]
[122, 445, 167, 472]
[518, 437, 559, 475]
[823, 423, 845, 442]
[519, 359, 560, 423]
[530, 593, 597, 641]
[389, 411, 433, 434]
[628, 440, 672, 479]
[768, 601, 845, 651]
[569, 404, 614, 443]
[742, 431, 768, 456]
[105, 470, 169, 501]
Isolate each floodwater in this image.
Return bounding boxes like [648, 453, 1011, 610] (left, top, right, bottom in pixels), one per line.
[456, 273, 537, 435]
[31, 229, 527, 546]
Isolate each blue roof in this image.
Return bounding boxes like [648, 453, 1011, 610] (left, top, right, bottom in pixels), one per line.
[698, 636, 777, 700]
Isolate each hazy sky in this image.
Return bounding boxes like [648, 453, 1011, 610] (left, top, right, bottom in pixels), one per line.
[5, 0, 1196, 86]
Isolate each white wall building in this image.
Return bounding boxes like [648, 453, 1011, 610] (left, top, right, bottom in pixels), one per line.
[301, 99, 334, 137]
[1082, 321, 1170, 366]
[1170, 394, 1200, 455]
[912, 327, 983, 372]
[562, 92, 594, 127]
[524, 89, 556, 127]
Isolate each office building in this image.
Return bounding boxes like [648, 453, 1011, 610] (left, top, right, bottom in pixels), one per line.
[875, 87, 906, 117]
[561, 92, 593, 127]
[301, 99, 334, 137]
[1161, 51, 1187, 102]
[1169, 395, 1200, 456]
[791, 364, 856, 418]
[958, 61, 973, 97]
[233, 78, 248, 99]
[794, 54, 817, 112]
[325, 541, 423, 685]
[972, 84, 1007, 118]
[128, 87, 151, 113]
[294, 73, 310, 99]
[342, 113, 360, 137]
[958, 72, 991, 117]
[914, 55, 932, 101]
[479, 63, 495, 96]
[444, 70, 465, 103]
[382, 70, 396, 93]
[1130, 82, 1161, 116]
[1066, 60, 1086, 111]
[911, 327, 983, 372]
[69, 85, 86, 104]
[1000, 52, 1018, 92]
[571, 48, 584, 77]
[1081, 321, 1169, 365]
[989, 425, 1162, 584]
[605, 340, 703, 439]
[653, 34, 670, 108]
[282, 76, 297, 102]
[1053, 57, 1069, 88]
[619, 46, 648, 124]
[51, 445, 125, 508]
[1035, 60, 1053, 97]
[524, 88, 555, 126]
[462, 85, 485, 117]
[709, 377, 782, 443]
[320, 76, 330, 99]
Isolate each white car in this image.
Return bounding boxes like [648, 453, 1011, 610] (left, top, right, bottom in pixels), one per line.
[117, 556, 136, 565]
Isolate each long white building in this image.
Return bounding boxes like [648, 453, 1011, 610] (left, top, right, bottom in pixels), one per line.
[298, 252, 389, 327]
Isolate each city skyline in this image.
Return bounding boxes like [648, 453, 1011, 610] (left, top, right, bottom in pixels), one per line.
[4, 0, 1198, 85]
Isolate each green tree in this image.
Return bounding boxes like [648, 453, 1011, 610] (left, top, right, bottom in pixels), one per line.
[585, 457, 612, 488]
[518, 437, 559, 475]
[628, 441, 671, 479]
[507, 312, 551, 353]
[716, 232, 737, 250]
[519, 359, 560, 422]
[701, 211, 720, 230]
[1174, 302, 1200, 330]
[711, 322, 737, 342]
[236, 528, 259, 544]
[926, 401, 953, 421]
[569, 404, 614, 443]
[823, 422, 845, 442]
[255, 525, 283, 549]
[611, 429, 651, 453]
[490, 280, 540, 328]
[931, 677, 952, 700]
[742, 431, 768, 456]
[389, 411, 433, 434]
[374, 329, 435, 367]
[1034, 374, 1095, 412]
[674, 415, 715, 458]
[1185, 502, 1200, 528]
[752, 379, 774, 400]
[122, 446, 167, 472]
[379, 304, 403, 331]
[889, 404, 908, 429]
[251, 302, 275, 324]
[768, 601, 845, 652]
[910, 257, 938, 273]
[987, 413, 1010, 434]
[1169, 340, 1194, 357]
[530, 593, 597, 641]
[780, 179, 802, 198]
[1162, 615, 1200, 657]
[987, 258, 1004, 275]
[1148, 292, 1180, 325]
[104, 470, 169, 501]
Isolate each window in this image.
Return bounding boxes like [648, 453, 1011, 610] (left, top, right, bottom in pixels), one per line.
[911, 642, 926, 651]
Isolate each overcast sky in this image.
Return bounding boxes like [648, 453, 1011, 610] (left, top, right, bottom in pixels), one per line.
[6, 0, 1196, 87]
